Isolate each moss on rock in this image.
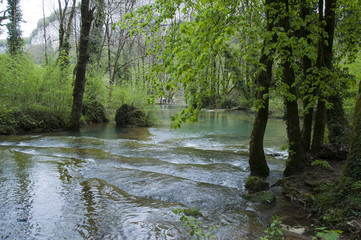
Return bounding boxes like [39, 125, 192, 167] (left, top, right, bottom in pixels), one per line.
[115, 104, 151, 127]
[82, 99, 108, 125]
[0, 105, 66, 135]
[244, 190, 276, 205]
[245, 176, 269, 193]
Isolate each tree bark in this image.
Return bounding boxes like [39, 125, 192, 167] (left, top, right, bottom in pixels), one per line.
[327, 94, 349, 144]
[344, 81, 361, 182]
[311, 0, 337, 153]
[248, 51, 272, 177]
[6, 0, 24, 55]
[68, 0, 94, 130]
[89, 0, 105, 67]
[57, 0, 76, 68]
[42, 0, 49, 64]
[248, 0, 274, 177]
[300, 0, 313, 152]
[311, 100, 327, 153]
[282, 59, 306, 177]
[325, 0, 348, 143]
[280, 0, 306, 177]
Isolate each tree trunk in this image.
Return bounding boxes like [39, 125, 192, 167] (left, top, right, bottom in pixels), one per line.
[248, 52, 272, 177]
[327, 94, 349, 144]
[68, 0, 94, 130]
[325, 0, 348, 143]
[302, 99, 313, 151]
[311, 100, 327, 153]
[89, 0, 105, 67]
[300, 0, 313, 152]
[311, 0, 337, 153]
[344, 82, 361, 182]
[248, 0, 274, 177]
[57, 0, 76, 68]
[6, 0, 24, 55]
[42, 0, 49, 64]
[283, 59, 306, 177]
[280, 0, 305, 177]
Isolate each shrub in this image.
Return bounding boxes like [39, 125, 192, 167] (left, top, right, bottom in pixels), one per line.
[115, 104, 151, 127]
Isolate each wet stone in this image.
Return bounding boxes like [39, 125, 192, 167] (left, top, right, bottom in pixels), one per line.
[245, 176, 269, 193]
[244, 191, 276, 205]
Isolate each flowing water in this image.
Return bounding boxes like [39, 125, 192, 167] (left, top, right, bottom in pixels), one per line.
[0, 106, 289, 240]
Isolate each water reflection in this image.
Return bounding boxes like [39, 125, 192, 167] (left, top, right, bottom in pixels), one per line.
[79, 180, 99, 238]
[13, 151, 33, 238]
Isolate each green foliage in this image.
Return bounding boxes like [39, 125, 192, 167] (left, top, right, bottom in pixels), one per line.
[183, 208, 202, 217]
[312, 227, 342, 240]
[260, 217, 343, 240]
[115, 104, 152, 127]
[0, 54, 75, 134]
[82, 98, 108, 125]
[311, 160, 332, 169]
[6, 0, 24, 55]
[260, 217, 284, 240]
[335, 0, 361, 63]
[118, 0, 266, 127]
[86, 67, 108, 104]
[311, 178, 361, 230]
[108, 81, 153, 119]
[268, 96, 285, 118]
[172, 208, 217, 240]
[0, 105, 66, 134]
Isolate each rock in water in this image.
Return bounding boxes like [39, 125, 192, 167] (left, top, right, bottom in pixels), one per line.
[115, 104, 150, 127]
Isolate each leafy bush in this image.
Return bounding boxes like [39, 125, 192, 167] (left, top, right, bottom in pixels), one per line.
[115, 104, 151, 127]
[0, 105, 66, 134]
[82, 98, 108, 125]
[311, 178, 361, 231]
[260, 217, 284, 240]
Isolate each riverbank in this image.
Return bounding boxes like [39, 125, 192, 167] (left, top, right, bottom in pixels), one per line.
[280, 144, 361, 239]
[0, 100, 109, 135]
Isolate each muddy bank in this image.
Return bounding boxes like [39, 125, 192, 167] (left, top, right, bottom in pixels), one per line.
[279, 144, 361, 239]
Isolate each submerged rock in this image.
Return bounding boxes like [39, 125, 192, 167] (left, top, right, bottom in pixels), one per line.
[244, 190, 276, 205]
[115, 104, 151, 127]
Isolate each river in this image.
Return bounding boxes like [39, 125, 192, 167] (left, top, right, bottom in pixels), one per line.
[0, 106, 289, 239]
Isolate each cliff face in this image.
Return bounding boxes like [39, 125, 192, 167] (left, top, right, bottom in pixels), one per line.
[30, 20, 61, 50]
[29, 11, 81, 52]
[9, 0, 157, 62]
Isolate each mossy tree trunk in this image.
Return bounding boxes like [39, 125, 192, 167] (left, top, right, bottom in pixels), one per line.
[345, 81, 361, 182]
[311, 100, 327, 153]
[300, 0, 314, 152]
[6, 0, 24, 55]
[311, 0, 337, 153]
[57, 0, 77, 69]
[68, 0, 94, 130]
[327, 94, 349, 144]
[248, 0, 275, 177]
[280, 0, 306, 177]
[282, 59, 306, 176]
[248, 51, 272, 177]
[89, 0, 105, 67]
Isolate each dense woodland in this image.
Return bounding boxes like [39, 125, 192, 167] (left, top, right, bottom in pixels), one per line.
[1, 0, 361, 238]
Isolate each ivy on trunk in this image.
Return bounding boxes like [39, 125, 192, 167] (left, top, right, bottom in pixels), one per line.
[68, 0, 94, 130]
